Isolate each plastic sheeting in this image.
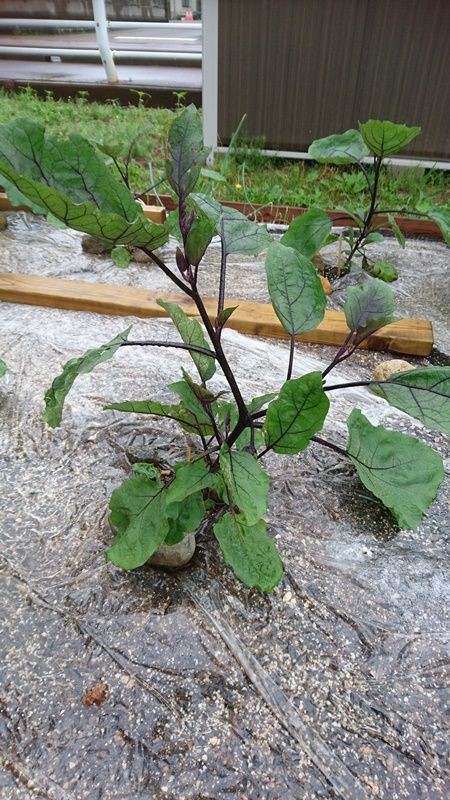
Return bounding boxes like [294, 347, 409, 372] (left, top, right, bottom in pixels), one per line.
[0, 215, 449, 799]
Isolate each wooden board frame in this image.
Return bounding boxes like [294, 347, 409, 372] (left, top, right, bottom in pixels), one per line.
[0, 193, 166, 224]
[145, 194, 443, 240]
[0, 190, 441, 239]
[0, 272, 433, 356]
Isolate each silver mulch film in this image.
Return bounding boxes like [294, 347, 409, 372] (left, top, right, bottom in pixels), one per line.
[1, 215, 449, 799]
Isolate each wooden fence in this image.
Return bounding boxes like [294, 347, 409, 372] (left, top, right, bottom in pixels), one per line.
[218, 0, 450, 160]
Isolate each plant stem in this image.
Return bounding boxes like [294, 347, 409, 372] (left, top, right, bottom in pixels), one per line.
[374, 208, 429, 218]
[251, 409, 267, 421]
[191, 445, 221, 464]
[111, 155, 128, 187]
[249, 423, 256, 454]
[144, 215, 251, 452]
[311, 435, 348, 458]
[353, 158, 372, 194]
[145, 235, 251, 451]
[257, 445, 271, 460]
[343, 155, 383, 269]
[121, 340, 217, 358]
[185, 287, 252, 450]
[141, 246, 193, 295]
[197, 395, 224, 446]
[323, 380, 372, 392]
[198, 430, 213, 465]
[192, 289, 249, 418]
[322, 330, 354, 379]
[286, 334, 295, 380]
[134, 173, 166, 202]
[332, 213, 365, 225]
[216, 236, 227, 327]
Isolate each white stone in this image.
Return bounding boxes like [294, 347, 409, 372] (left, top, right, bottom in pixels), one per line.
[372, 359, 414, 382]
[148, 533, 196, 568]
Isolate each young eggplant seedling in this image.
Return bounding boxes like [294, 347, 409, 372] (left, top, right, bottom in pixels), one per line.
[308, 121, 450, 279]
[0, 107, 448, 591]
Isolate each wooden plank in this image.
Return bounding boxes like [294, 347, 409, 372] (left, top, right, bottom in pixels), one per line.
[0, 192, 29, 213]
[0, 187, 441, 238]
[0, 193, 166, 224]
[0, 272, 433, 356]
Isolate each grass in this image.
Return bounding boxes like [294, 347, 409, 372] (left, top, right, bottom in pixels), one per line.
[0, 87, 448, 214]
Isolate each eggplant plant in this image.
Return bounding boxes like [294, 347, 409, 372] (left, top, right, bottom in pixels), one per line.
[0, 107, 449, 591]
[308, 120, 450, 278]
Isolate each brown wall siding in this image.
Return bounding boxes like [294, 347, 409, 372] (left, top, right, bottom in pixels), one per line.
[218, 0, 450, 159]
[0, 1, 169, 22]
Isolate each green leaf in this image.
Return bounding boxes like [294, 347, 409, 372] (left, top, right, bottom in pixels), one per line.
[43, 326, 131, 428]
[219, 444, 270, 525]
[111, 246, 132, 268]
[200, 167, 226, 182]
[185, 215, 216, 266]
[281, 208, 332, 258]
[308, 129, 370, 165]
[427, 206, 450, 246]
[213, 513, 283, 592]
[247, 393, 278, 414]
[107, 474, 168, 568]
[219, 206, 272, 256]
[1, 174, 46, 215]
[370, 367, 450, 434]
[104, 398, 211, 436]
[359, 120, 421, 157]
[131, 462, 160, 480]
[166, 104, 210, 197]
[156, 299, 215, 382]
[0, 358, 7, 377]
[0, 118, 168, 249]
[165, 493, 205, 545]
[344, 279, 397, 342]
[217, 305, 238, 328]
[416, 202, 450, 246]
[364, 232, 385, 244]
[371, 261, 399, 282]
[347, 409, 444, 529]
[190, 192, 222, 222]
[192, 193, 272, 256]
[265, 241, 326, 336]
[180, 368, 219, 403]
[46, 212, 67, 229]
[264, 372, 329, 454]
[94, 139, 123, 159]
[165, 458, 215, 504]
[387, 214, 405, 248]
[164, 459, 215, 545]
[336, 205, 365, 227]
[169, 377, 216, 432]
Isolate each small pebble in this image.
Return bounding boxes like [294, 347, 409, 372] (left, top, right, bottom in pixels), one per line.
[81, 235, 111, 255]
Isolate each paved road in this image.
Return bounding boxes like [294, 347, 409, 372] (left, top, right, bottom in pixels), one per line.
[0, 26, 202, 53]
[0, 25, 202, 97]
[0, 59, 201, 90]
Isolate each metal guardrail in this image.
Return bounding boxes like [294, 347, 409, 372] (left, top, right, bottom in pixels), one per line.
[0, 16, 203, 81]
[0, 47, 201, 63]
[0, 20, 202, 31]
